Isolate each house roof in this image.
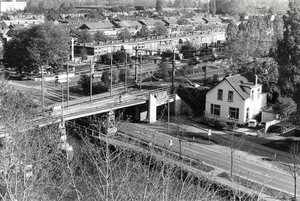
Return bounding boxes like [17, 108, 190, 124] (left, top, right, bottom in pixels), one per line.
[79, 21, 115, 30]
[139, 19, 164, 26]
[118, 20, 141, 28]
[224, 72, 260, 100]
[2, 19, 45, 27]
[209, 73, 260, 100]
[186, 17, 206, 25]
[163, 17, 179, 26]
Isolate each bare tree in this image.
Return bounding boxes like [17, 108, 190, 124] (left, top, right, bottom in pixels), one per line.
[288, 142, 300, 201]
[226, 122, 245, 179]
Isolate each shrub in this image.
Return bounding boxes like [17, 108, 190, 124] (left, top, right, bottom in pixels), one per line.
[205, 118, 227, 130]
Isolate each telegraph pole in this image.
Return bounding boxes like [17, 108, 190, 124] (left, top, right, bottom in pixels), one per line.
[67, 62, 69, 107]
[90, 59, 94, 102]
[171, 49, 175, 94]
[124, 49, 127, 92]
[110, 53, 113, 97]
[140, 53, 142, 91]
[71, 37, 75, 62]
[61, 82, 64, 123]
[135, 48, 138, 83]
[41, 65, 44, 107]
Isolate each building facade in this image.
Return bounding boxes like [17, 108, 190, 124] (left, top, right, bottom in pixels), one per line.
[205, 73, 267, 124]
[73, 29, 226, 60]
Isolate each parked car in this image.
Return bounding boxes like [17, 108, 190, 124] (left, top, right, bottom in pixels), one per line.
[248, 119, 258, 128]
[257, 121, 266, 129]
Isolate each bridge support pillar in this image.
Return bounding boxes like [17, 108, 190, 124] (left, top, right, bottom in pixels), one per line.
[58, 122, 73, 161]
[133, 105, 148, 122]
[149, 93, 157, 124]
[174, 94, 182, 115]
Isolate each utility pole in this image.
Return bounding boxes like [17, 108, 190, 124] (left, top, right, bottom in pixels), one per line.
[124, 49, 127, 92]
[90, 59, 94, 103]
[167, 99, 170, 133]
[171, 49, 175, 94]
[179, 138, 182, 159]
[61, 82, 64, 123]
[71, 37, 75, 62]
[135, 48, 138, 83]
[202, 66, 207, 86]
[140, 53, 142, 91]
[110, 53, 113, 97]
[67, 62, 69, 107]
[41, 65, 44, 107]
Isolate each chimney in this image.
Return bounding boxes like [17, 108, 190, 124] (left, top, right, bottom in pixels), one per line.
[255, 75, 258, 85]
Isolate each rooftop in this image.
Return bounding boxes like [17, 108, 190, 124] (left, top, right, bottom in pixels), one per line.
[225, 72, 260, 100]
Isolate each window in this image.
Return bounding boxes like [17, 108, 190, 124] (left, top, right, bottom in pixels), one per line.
[246, 108, 249, 120]
[217, 89, 223, 100]
[251, 90, 254, 100]
[229, 107, 239, 120]
[257, 88, 260, 99]
[211, 104, 221, 116]
[228, 91, 233, 102]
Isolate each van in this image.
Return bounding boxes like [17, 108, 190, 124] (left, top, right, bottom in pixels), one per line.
[248, 119, 258, 128]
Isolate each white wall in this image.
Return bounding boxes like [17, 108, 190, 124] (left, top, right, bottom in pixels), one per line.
[205, 80, 246, 124]
[205, 79, 267, 124]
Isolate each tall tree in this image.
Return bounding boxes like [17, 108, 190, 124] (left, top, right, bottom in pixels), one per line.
[215, 0, 249, 15]
[277, 7, 300, 98]
[113, 50, 131, 64]
[289, 0, 300, 10]
[77, 30, 93, 43]
[94, 31, 109, 42]
[174, 0, 183, 8]
[135, 25, 150, 38]
[152, 22, 168, 36]
[117, 28, 131, 40]
[272, 97, 297, 119]
[226, 19, 275, 71]
[177, 17, 189, 25]
[156, 0, 163, 12]
[154, 61, 171, 80]
[2, 22, 69, 74]
[177, 41, 197, 58]
[209, 0, 216, 15]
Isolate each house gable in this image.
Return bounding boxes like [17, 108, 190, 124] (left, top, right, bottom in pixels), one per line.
[205, 73, 266, 124]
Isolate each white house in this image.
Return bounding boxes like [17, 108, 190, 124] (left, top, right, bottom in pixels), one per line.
[205, 73, 267, 124]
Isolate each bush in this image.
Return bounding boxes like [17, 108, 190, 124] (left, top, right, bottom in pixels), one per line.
[205, 118, 227, 130]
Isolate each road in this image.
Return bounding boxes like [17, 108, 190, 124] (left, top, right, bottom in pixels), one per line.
[118, 122, 299, 199]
